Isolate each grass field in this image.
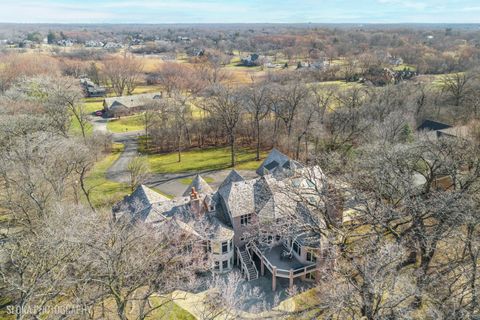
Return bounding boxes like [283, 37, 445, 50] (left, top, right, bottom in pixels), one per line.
[70, 115, 93, 136]
[84, 143, 130, 207]
[83, 97, 104, 113]
[178, 176, 215, 185]
[148, 296, 195, 320]
[147, 147, 268, 174]
[107, 113, 145, 133]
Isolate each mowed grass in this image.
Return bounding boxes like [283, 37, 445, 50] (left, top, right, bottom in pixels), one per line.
[70, 115, 93, 136]
[69, 98, 103, 136]
[83, 97, 104, 113]
[84, 143, 130, 207]
[132, 84, 164, 94]
[147, 147, 268, 174]
[148, 296, 195, 320]
[178, 176, 215, 185]
[107, 113, 145, 133]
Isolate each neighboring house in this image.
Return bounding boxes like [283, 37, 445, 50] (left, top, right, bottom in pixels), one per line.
[80, 78, 106, 98]
[241, 53, 261, 67]
[104, 42, 123, 49]
[85, 40, 104, 47]
[436, 125, 471, 140]
[103, 92, 163, 117]
[310, 59, 330, 70]
[187, 48, 205, 57]
[417, 119, 452, 132]
[57, 39, 74, 47]
[389, 56, 404, 66]
[177, 36, 192, 43]
[114, 149, 340, 291]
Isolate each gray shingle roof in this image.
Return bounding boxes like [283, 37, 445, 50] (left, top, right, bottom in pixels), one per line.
[104, 92, 162, 111]
[256, 149, 291, 176]
[115, 185, 234, 242]
[219, 165, 327, 220]
[218, 169, 245, 191]
[182, 174, 214, 196]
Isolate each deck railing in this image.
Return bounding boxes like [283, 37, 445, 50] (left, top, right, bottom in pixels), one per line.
[250, 242, 317, 278]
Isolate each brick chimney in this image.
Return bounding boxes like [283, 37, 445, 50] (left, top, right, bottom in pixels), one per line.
[190, 187, 202, 217]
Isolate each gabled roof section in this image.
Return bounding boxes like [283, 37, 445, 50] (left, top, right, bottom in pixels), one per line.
[220, 179, 256, 218]
[218, 169, 245, 191]
[417, 119, 452, 132]
[133, 185, 170, 205]
[256, 149, 291, 176]
[104, 92, 163, 110]
[113, 185, 169, 221]
[182, 174, 214, 196]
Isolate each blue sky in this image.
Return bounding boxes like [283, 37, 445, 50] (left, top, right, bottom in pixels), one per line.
[0, 0, 479, 24]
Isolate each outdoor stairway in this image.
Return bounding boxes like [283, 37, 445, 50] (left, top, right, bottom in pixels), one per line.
[238, 247, 258, 281]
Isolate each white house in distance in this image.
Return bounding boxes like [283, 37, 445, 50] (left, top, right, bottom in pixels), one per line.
[114, 149, 341, 291]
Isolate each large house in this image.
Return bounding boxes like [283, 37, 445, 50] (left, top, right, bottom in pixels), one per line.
[103, 92, 163, 117]
[114, 149, 339, 291]
[80, 78, 106, 98]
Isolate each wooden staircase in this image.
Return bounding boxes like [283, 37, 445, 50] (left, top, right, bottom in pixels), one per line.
[237, 246, 258, 281]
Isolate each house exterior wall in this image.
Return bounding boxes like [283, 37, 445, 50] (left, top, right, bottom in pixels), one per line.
[210, 238, 234, 273]
[231, 213, 258, 248]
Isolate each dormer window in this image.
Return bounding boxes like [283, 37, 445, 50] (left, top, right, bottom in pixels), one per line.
[240, 213, 252, 226]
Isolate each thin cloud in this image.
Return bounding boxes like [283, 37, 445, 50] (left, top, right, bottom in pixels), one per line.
[0, 0, 478, 23]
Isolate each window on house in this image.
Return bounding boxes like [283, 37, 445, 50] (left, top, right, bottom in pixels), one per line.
[293, 241, 300, 255]
[275, 235, 281, 241]
[306, 272, 316, 280]
[222, 260, 228, 269]
[212, 242, 221, 254]
[207, 241, 211, 252]
[222, 241, 228, 254]
[240, 213, 252, 226]
[214, 261, 220, 271]
[306, 250, 317, 263]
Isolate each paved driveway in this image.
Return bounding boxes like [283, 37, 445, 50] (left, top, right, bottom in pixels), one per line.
[94, 119, 258, 198]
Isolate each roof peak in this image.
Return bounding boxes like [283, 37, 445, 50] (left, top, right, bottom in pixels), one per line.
[182, 174, 213, 197]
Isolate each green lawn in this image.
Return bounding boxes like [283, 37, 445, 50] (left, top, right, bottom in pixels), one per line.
[84, 143, 130, 207]
[107, 113, 145, 133]
[132, 85, 164, 94]
[178, 176, 215, 185]
[84, 98, 104, 114]
[147, 147, 268, 174]
[148, 297, 195, 320]
[70, 115, 93, 136]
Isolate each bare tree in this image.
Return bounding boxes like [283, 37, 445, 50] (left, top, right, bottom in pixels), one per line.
[271, 82, 309, 154]
[440, 72, 476, 107]
[202, 85, 243, 167]
[103, 56, 144, 96]
[244, 81, 272, 161]
[201, 271, 267, 320]
[127, 156, 150, 191]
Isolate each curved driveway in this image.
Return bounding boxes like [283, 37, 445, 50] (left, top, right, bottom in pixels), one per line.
[90, 115, 257, 197]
